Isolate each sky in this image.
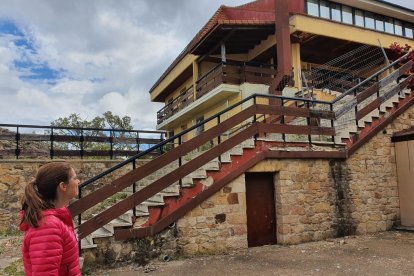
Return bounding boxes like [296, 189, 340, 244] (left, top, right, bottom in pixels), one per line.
[0, 0, 412, 130]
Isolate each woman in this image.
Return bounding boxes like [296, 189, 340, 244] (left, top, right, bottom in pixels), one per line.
[20, 162, 81, 275]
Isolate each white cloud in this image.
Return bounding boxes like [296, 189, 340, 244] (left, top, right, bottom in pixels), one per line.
[0, 0, 250, 128]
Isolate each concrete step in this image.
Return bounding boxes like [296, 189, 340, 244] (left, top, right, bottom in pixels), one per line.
[81, 235, 97, 249]
[147, 193, 165, 204]
[160, 184, 180, 196]
[358, 109, 379, 125]
[109, 217, 132, 228]
[241, 138, 255, 148]
[220, 151, 232, 163]
[229, 144, 243, 155]
[93, 226, 114, 237]
[136, 204, 149, 216]
[202, 158, 220, 171]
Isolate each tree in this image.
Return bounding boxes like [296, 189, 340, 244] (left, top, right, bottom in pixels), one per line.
[50, 112, 134, 152]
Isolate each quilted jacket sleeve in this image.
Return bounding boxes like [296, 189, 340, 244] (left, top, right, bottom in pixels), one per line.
[27, 218, 64, 275]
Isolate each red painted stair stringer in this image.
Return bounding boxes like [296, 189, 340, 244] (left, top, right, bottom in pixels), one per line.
[131, 141, 269, 229]
[346, 88, 414, 152]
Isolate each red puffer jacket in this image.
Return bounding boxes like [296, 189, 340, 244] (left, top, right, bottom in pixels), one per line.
[20, 207, 81, 275]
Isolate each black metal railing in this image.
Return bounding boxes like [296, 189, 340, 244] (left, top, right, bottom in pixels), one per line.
[0, 123, 167, 159]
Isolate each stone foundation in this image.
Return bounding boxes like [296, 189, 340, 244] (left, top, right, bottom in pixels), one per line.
[83, 226, 180, 267]
[0, 159, 147, 233]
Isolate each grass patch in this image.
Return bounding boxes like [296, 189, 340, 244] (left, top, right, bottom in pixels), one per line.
[97, 192, 128, 211]
[2, 258, 24, 276]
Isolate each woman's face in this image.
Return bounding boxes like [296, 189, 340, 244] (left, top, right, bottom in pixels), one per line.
[66, 168, 80, 199]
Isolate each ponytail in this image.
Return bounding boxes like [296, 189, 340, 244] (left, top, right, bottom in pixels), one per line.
[20, 162, 72, 228]
[21, 179, 53, 228]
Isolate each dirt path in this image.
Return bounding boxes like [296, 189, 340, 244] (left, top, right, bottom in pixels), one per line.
[93, 231, 414, 276]
[2, 231, 414, 275]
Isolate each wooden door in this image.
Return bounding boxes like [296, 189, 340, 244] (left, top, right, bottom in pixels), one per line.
[245, 172, 276, 247]
[395, 141, 414, 227]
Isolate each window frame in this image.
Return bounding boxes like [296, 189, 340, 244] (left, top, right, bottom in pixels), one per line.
[304, 0, 413, 38]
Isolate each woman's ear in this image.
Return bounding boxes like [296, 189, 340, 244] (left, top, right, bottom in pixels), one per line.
[58, 182, 67, 192]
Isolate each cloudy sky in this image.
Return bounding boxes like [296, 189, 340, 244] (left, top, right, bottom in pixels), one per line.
[0, 0, 412, 130]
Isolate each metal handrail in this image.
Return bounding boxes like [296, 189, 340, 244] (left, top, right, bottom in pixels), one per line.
[79, 93, 330, 189]
[77, 54, 412, 189]
[0, 123, 165, 134]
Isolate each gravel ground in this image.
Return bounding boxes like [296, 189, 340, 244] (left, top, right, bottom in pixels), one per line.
[94, 231, 414, 276]
[2, 231, 414, 275]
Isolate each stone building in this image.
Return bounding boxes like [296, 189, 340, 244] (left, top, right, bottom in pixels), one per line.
[2, 0, 414, 266]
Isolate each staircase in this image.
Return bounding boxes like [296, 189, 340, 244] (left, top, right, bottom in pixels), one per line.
[79, 137, 259, 248]
[71, 52, 414, 252]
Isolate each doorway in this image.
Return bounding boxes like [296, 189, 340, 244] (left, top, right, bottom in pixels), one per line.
[245, 172, 276, 247]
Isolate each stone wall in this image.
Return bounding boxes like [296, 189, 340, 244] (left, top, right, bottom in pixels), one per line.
[176, 104, 414, 254]
[0, 159, 147, 233]
[177, 175, 248, 255]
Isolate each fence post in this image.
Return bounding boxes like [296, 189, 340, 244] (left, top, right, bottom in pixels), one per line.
[136, 131, 140, 154]
[354, 90, 358, 128]
[109, 131, 114, 160]
[77, 188, 82, 255]
[178, 136, 182, 188]
[330, 103, 335, 146]
[306, 101, 312, 145]
[15, 127, 20, 159]
[132, 160, 136, 218]
[253, 96, 258, 143]
[80, 129, 84, 159]
[50, 127, 54, 159]
[217, 115, 221, 164]
[281, 99, 286, 143]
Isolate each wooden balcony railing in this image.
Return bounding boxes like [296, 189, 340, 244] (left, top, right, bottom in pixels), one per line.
[156, 61, 276, 124]
[157, 86, 194, 124]
[196, 61, 277, 98]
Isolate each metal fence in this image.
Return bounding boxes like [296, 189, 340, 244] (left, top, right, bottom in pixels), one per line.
[0, 123, 167, 159]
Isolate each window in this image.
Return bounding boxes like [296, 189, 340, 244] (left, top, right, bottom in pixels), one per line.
[342, 6, 353, 24]
[354, 10, 364, 27]
[304, 0, 412, 38]
[330, 3, 341, 22]
[384, 18, 394, 34]
[395, 20, 403, 36]
[320, 1, 330, 19]
[365, 12, 375, 29]
[307, 0, 319, 16]
[404, 23, 414, 38]
[375, 15, 385, 32]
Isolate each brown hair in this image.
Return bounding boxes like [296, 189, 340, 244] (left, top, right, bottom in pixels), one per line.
[21, 162, 73, 228]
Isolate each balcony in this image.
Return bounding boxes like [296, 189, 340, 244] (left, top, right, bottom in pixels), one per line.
[197, 61, 276, 97]
[156, 61, 276, 125]
[157, 86, 194, 125]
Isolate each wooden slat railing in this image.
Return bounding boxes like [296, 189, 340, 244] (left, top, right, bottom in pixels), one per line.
[72, 54, 414, 240]
[71, 94, 334, 239]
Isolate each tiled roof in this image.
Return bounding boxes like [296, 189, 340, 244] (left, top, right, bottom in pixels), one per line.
[150, 0, 277, 95]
